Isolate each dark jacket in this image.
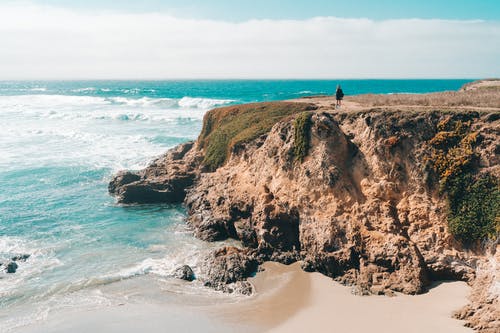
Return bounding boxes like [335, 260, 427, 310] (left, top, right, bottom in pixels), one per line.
[336, 88, 344, 100]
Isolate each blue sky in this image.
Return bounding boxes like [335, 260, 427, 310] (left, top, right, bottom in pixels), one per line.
[0, 1, 498, 79]
[32, 0, 500, 20]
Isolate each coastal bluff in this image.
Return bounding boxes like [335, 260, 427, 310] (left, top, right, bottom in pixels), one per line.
[109, 81, 499, 332]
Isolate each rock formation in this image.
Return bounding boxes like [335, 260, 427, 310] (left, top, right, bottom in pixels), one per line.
[200, 246, 257, 295]
[454, 242, 499, 333]
[110, 86, 499, 331]
[173, 265, 196, 282]
[108, 142, 199, 204]
[1, 254, 30, 274]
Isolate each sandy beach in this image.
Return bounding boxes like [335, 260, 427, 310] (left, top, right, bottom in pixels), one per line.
[15, 262, 472, 333]
[216, 262, 473, 333]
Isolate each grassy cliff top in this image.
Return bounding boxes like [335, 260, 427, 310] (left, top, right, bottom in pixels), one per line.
[197, 80, 499, 172]
[198, 102, 317, 171]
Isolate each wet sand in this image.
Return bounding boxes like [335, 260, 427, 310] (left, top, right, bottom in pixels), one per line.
[16, 262, 472, 333]
[14, 276, 258, 333]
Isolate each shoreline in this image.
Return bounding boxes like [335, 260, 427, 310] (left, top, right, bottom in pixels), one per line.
[15, 262, 472, 333]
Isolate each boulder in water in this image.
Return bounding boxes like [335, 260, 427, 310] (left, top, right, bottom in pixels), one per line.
[173, 265, 195, 282]
[11, 254, 30, 262]
[6, 261, 18, 274]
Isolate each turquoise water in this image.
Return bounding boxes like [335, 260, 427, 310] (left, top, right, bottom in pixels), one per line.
[0, 79, 472, 330]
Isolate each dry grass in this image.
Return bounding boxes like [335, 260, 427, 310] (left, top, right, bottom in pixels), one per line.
[348, 82, 500, 109]
[460, 79, 500, 91]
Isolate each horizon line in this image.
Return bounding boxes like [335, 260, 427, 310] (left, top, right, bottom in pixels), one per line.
[0, 77, 486, 82]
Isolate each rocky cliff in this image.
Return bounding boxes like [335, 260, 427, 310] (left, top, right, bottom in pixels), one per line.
[109, 85, 499, 332]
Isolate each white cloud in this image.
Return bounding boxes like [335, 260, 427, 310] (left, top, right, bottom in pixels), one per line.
[0, 2, 499, 79]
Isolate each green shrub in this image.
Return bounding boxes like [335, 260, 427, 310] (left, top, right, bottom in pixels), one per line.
[428, 116, 499, 243]
[198, 102, 317, 171]
[447, 174, 500, 243]
[293, 112, 312, 162]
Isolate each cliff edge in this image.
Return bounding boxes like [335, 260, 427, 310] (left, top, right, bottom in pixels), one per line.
[109, 81, 500, 332]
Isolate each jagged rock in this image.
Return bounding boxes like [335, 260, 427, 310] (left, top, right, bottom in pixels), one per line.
[6, 261, 18, 273]
[453, 242, 500, 333]
[11, 254, 30, 262]
[0, 255, 30, 275]
[173, 265, 195, 282]
[108, 171, 141, 194]
[254, 244, 301, 265]
[196, 218, 236, 242]
[200, 247, 258, 294]
[112, 180, 189, 204]
[109, 142, 199, 204]
[221, 281, 254, 295]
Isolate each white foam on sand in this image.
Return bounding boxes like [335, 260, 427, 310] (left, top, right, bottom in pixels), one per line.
[3, 261, 473, 333]
[11, 275, 256, 333]
[0, 237, 62, 301]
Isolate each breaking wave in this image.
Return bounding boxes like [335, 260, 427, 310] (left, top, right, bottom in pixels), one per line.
[0, 236, 63, 303]
[0, 94, 234, 110]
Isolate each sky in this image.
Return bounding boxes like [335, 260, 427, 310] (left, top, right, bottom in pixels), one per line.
[0, 0, 499, 79]
[28, 0, 500, 21]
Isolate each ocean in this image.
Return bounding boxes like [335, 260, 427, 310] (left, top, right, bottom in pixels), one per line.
[0, 79, 473, 331]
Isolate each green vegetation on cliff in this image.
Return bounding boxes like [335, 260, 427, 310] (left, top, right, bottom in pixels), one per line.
[198, 102, 317, 171]
[429, 115, 478, 187]
[446, 173, 499, 242]
[293, 112, 312, 162]
[429, 115, 500, 243]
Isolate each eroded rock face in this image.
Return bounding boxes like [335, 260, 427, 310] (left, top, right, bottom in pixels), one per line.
[109, 106, 500, 330]
[186, 110, 496, 293]
[184, 111, 450, 294]
[454, 242, 500, 333]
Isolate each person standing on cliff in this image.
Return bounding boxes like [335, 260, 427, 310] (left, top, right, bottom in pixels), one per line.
[335, 85, 344, 108]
